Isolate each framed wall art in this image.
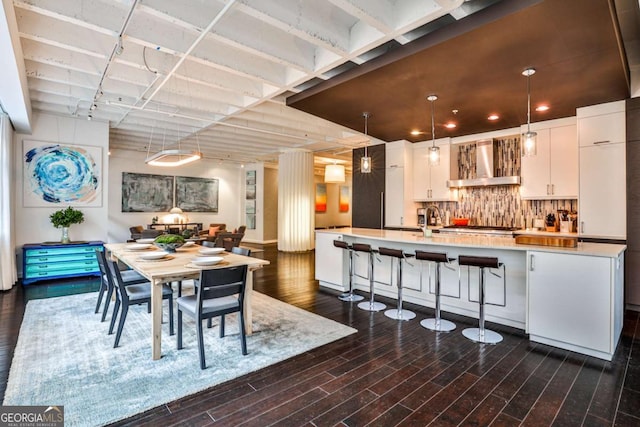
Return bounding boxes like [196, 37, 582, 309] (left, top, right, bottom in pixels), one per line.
[315, 183, 327, 213]
[121, 172, 173, 212]
[175, 176, 219, 212]
[245, 170, 257, 229]
[339, 185, 350, 212]
[23, 140, 102, 207]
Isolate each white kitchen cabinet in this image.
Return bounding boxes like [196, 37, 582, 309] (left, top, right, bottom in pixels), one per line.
[314, 231, 345, 292]
[412, 138, 454, 201]
[527, 250, 624, 360]
[385, 140, 417, 227]
[520, 119, 578, 200]
[577, 100, 625, 147]
[579, 142, 626, 239]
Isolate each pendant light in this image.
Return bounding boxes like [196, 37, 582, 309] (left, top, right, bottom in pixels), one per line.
[521, 67, 537, 157]
[427, 95, 439, 166]
[360, 112, 372, 174]
[324, 162, 345, 183]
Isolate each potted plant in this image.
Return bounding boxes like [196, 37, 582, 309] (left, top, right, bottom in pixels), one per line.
[545, 213, 556, 232]
[50, 207, 85, 243]
[153, 234, 185, 252]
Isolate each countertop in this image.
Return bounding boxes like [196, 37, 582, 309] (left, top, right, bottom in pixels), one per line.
[316, 227, 626, 258]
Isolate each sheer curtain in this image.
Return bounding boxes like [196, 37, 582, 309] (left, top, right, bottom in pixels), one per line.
[277, 150, 314, 252]
[0, 113, 17, 290]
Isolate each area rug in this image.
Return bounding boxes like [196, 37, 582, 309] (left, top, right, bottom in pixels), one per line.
[3, 290, 357, 426]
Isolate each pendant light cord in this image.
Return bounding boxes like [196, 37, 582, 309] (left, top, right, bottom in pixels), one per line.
[527, 73, 531, 133]
[431, 99, 436, 147]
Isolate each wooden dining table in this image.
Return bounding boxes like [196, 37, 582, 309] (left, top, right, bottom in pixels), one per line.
[104, 242, 269, 360]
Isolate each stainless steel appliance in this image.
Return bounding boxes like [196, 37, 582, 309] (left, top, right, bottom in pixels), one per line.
[417, 208, 426, 227]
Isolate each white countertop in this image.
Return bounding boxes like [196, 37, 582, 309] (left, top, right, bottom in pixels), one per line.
[316, 227, 626, 258]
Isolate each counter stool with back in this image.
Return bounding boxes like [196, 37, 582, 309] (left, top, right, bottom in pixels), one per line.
[458, 255, 506, 344]
[332, 240, 364, 302]
[414, 250, 459, 332]
[352, 243, 386, 312]
[378, 247, 415, 320]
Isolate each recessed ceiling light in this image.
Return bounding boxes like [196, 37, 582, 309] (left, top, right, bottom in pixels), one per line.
[444, 122, 457, 129]
[488, 114, 499, 121]
[536, 105, 550, 112]
[410, 130, 422, 136]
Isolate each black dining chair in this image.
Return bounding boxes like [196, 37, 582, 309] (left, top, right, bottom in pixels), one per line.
[94, 249, 147, 322]
[231, 246, 251, 256]
[176, 265, 249, 369]
[108, 260, 174, 348]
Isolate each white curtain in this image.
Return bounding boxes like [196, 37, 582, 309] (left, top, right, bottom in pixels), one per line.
[277, 150, 315, 252]
[0, 113, 17, 289]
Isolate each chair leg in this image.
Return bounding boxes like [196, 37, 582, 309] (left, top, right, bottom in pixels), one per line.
[108, 297, 120, 335]
[101, 284, 114, 322]
[95, 282, 105, 314]
[177, 309, 183, 349]
[114, 305, 128, 348]
[207, 318, 213, 328]
[239, 310, 247, 356]
[177, 281, 182, 297]
[219, 315, 225, 338]
[197, 319, 206, 370]
[168, 295, 174, 336]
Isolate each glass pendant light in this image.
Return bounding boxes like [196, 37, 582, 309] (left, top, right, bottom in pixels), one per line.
[360, 112, 372, 173]
[522, 68, 537, 157]
[427, 95, 440, 166]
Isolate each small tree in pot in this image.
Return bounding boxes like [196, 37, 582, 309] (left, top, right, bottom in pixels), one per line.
[50, 207, 84, 243]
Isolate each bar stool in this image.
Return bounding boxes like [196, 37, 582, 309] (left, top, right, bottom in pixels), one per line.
[378, 247, 415, 321]
[458, 255, 506, 344]
[352, 243, 386, 312]
[414, 250, 457, 332]
[333, 240, 364, 302]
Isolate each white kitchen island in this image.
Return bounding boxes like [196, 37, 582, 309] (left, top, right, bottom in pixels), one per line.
[316, 228, 626, 361]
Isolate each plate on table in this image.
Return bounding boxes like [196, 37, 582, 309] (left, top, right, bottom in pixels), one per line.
[126, 243, 153, 251]
[191, 256, 224, 266]
[182, 241, 196, 247]
[198, 247, 225, 255]
[138, 251, 169, 260]
[136, 238, 156, 244]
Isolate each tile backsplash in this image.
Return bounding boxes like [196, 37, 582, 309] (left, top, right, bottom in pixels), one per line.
[427, 186, 577, 228]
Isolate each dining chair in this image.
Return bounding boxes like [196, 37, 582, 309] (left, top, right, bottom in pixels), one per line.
[214, 232, 244, 251]
[176, 265, 249, 369]
[94, 249, 147, 322]
[108, 260, 175, 348]
[231, 246, 251, 256]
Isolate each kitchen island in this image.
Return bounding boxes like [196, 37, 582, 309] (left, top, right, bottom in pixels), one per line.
[316, 228, 626, 361]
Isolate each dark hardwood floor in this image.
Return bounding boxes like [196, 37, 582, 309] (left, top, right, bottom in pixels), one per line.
[1, 244, 639, 426]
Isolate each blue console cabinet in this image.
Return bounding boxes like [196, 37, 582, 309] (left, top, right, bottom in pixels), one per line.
[22, 241, 104, 285]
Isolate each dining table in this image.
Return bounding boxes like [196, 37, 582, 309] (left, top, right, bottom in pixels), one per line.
[104, 242, 269, 360]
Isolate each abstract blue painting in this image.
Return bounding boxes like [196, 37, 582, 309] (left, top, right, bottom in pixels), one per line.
[23, 140, 102, 207]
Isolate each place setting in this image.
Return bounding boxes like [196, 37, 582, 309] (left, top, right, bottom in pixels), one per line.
[185, 256, 228, 269]
[136, 251, 174, 262]
[198, 247, 226, 256]
[125, 243, 156, 251]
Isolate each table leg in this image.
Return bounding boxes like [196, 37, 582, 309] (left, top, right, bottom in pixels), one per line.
[245, 269, 254, 335]
[151, 278, 163, 360]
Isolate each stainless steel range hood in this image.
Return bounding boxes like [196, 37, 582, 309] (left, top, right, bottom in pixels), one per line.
[447, 139, 521, 188]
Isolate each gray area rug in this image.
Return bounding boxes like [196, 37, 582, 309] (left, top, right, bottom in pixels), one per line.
[3, 289, 356, 426]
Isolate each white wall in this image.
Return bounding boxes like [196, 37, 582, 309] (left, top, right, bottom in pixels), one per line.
[108, 149, 244, 243]
[14, 113, 110, 271]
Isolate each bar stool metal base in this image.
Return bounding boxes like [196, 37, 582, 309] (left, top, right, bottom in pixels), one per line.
[358, 301, 386, 312]
[384, 309, 416, 321]
[462, 327, 503, 344]
[420, 318, 456, 332]
[339, 293, 364, 302]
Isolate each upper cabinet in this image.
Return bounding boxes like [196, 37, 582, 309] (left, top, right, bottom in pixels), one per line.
[520, 118, 578, 200]
[577, 101, 626, 239]
[412, 138, 454, 201]
[385, 140, 418, 227]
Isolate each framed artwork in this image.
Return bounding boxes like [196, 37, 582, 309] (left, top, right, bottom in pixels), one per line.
[175, 176, 219, 212]
[339, 185, 350, 212]
[246, 170, 257, 229]
[121, 172, 173, 212]
[23, 140, 102, 207]
[315, 183, 327, 212]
